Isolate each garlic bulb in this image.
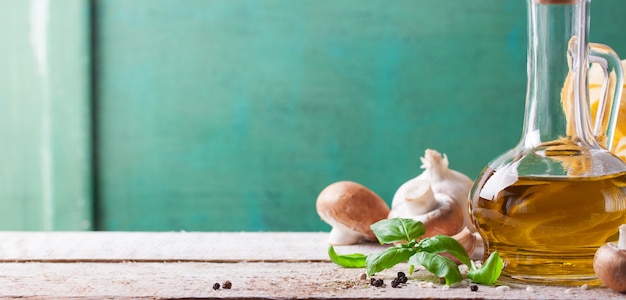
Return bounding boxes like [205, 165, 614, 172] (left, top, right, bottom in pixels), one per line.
[391, 149, 475, 231]
[452, 227, 485, 261]
[389, 183, 464, 238]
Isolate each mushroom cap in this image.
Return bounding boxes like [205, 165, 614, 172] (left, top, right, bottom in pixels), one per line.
[594, 242, 626, 293]
[316, 181, 390, 241]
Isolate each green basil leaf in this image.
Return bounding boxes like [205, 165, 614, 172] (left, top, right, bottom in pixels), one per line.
[416, 235, 472, 267]
[327, 246, 367, 268]
[370, 218, 425, 244]
[468, 251, 504, 285]
[366, 246, 415, 276]
[408, 251, 463, 285]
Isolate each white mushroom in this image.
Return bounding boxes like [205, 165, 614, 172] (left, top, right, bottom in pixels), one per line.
[316, 181, 390, 245]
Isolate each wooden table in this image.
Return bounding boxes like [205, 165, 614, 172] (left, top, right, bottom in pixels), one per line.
[0, 231, 622, 299]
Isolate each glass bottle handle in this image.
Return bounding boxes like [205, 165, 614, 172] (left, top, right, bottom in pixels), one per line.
[589, 43, 624, 150]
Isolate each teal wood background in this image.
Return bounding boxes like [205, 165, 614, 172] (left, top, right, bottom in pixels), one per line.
[1, 0, 625, 231]
[94, 0, 528, 231]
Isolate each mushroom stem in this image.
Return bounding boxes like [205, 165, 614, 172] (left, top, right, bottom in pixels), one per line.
[328, 222, 363, 245]
[618, 224, 626, 250]
[403, 180, 437, 216]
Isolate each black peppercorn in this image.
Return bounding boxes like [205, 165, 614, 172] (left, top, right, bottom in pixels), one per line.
[391, 278, 400, 288]
[213, 282, 221, 290]
[373, 279, 384, 287]
[397, 271, 408, 284]
[470, 284, 479, 292]
[223, 280, 232, 289]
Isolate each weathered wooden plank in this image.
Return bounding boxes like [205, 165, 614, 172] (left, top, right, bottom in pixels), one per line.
[0, 232, 620, 299]
[0, 261, 620, 299]
[0, 232, 384, 262]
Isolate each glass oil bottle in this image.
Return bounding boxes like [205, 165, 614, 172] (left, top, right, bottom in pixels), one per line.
[469, 0, 626, 285]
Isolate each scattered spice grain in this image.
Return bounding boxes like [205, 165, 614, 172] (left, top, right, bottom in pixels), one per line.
[495, 285, 510, 292]
[223, 280, 232, 289]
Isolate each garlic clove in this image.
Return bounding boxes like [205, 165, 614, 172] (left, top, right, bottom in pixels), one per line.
[411, 193, 464, 238]
[471, 233, 485, 261]
[619, 224, 626, 250]
[401, 179, 437, 215]
[452, 227, 485, 261]
[452, 227, 476, 258]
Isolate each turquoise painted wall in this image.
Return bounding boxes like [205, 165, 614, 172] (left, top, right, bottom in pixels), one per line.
[1, 0, 625, 231]
[94, 0, 527, 231]
[0, 0, 92, 230]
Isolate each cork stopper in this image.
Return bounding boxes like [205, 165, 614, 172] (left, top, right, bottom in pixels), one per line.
[537, 0, 578, 4]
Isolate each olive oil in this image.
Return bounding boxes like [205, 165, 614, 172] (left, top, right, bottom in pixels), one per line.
[470, 169, 626, 285]
[469, 0, 626, 286]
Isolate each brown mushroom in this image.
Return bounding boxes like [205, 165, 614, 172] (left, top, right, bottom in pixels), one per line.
[316, 181, 390, 245]
[594, 224, 626, 293]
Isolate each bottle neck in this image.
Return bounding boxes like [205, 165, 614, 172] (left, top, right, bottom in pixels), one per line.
[521, 0, 595, 148]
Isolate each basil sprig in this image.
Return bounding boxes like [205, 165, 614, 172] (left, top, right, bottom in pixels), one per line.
[327, 244, 367, 268]
[328, 218, 503, 286]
